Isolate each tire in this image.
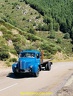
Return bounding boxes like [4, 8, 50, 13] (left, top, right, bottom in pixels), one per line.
[33, 67, 39, 77]
[45, 62, 51, 71]
[39, 65, 42, 71]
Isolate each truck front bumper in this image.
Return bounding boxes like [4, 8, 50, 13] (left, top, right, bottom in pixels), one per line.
[15, 68, 32, 73]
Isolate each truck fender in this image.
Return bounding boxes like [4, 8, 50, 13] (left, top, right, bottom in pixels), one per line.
[12, 64, 17, 72]
[32, 65, 38, 73]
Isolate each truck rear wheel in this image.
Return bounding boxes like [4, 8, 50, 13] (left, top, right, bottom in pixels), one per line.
[39, 65, 41, 71]
[45, 62, 51, 71]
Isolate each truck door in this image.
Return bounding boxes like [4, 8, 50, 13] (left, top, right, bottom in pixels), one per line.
[36, 53, 40, 65]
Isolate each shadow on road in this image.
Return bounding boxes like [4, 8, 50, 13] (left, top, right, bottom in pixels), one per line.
[7, 72, 34, 79]
[7, 68, 49, 79]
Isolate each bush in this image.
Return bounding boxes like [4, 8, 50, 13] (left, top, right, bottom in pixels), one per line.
[37, 24, 48, 31]
[0, 45, 10, 60]
[22, 17, 26, 21]
[12, 35, 21, 42]
[0, 52, 10, 61]
[56, 38, 62, 44]
[33, 22, 36, 26]
[18, 0, 24, 2]
[28, 28, 36, 34]
[3, 34, 12, 40]
[43, 16, 53, 24]
[5, 0, 8, 2]
[27, 34, 39, 41]
[41, 43, 57, 55]
[10, 49, 17, 55]
[57, 46, 62, 52]
[0, 25, 7, 33]
[0, 18, 5, 23]
[9, 58, 17, 62]
[49, 31, 55, 39]
[53, 23, 59, 31]
[36, 14, 41, 19]
[64, 33, 70, 39]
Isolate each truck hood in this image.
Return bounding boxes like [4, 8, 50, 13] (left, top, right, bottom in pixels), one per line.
[18, 57, 36, 69]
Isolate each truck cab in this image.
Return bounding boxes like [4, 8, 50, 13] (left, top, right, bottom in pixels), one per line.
[12, 50, 52, 77]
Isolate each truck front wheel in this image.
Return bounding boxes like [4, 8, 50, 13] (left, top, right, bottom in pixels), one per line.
[45, 62, 51, 71]
[14, 72, 20, 77]
[33, 67, 39, 77]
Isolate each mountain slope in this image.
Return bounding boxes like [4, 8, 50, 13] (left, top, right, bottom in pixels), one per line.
[0, 0, 44, 31]
[0, 0, 73, 63]
[24, 0, 73, 37]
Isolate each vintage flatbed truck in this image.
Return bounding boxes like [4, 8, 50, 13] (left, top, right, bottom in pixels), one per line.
[12, 50, 52, 77]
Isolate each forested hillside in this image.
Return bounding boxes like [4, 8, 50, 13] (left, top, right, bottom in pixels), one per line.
[25, 0, 73, 39]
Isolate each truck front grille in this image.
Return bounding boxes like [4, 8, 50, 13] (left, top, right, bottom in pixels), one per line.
[18, 61, 28, 70]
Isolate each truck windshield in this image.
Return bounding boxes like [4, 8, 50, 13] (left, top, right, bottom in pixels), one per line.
[19, 52, 35, 58]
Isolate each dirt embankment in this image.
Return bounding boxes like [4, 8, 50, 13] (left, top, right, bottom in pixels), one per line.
[56, 75, 73, 96]
[0, 61, 11, 77]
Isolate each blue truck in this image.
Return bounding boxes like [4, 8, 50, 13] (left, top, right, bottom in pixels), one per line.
[12, 50, 52, 77]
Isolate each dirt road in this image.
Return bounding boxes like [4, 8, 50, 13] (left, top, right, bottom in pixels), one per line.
[0, 62, 73, 96]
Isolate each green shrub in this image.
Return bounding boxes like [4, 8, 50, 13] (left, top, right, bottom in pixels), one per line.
[10, 49, 17, 55]
[9, 58, 17, 62]
[12, 35, 21, 42]
[57, 46, 62, 52]
[22, 17, 26, 21]
[28, 28, 36, 34]
[27, 34, 39, 41]
[0, 52, 10, 61]
[5, 0, 8, 2]
[18, 0, 24, 2]
[33, 22, 36, 26]
[36, 14, 41, 19]
[1, 29, 12, 40]
[3, 34, 12, 40]
[0, 45, 10, 61]
[0, 19, 5, 23]
[56, 38, 62, 44]
[49, 31, 55, 39]
[53, 23, 59, 31]
[12, 2, 18, 9]
[43, 16, 53, 24]
[64, 33, 70, 39]
[37, 24, 48, 31]
[0, 25, 7, 33]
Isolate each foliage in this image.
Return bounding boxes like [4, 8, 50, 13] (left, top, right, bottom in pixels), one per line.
[41, 43, 61, 58]
[64, 33, 70, 39]
[28, 27, 36, 34]
[56, 38, 62, 44]
[37, 23, 48, 31]
[49, 31, 55, 39]
[24, 0, 73, 39]
[5, 0, 8, 2]
[0, 0, 73, 61]
[0, 45, 10, 60]
[9, 58, 17, 62]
